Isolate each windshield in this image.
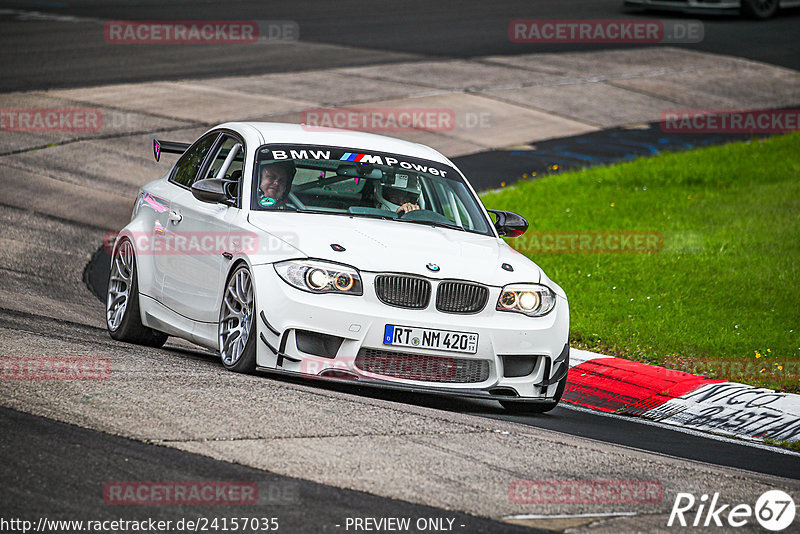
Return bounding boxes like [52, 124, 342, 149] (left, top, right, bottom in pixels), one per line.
[251, 144, 493, 235]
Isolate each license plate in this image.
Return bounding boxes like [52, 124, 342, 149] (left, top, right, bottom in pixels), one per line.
[383, 324, 478, 354]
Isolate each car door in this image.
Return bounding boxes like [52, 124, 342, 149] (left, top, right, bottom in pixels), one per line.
[153, 132, 219, 302]
[160, 133, 244, 323]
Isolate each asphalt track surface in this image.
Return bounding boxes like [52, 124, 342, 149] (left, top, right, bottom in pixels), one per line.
[2, 385, 798, 534]
[0, 407, 543, 534]
[276, 382, 800, 481]
[0, 0, 799, 92]
[450, 121, 779, 191]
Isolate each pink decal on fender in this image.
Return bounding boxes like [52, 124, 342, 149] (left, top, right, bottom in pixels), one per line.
[142, 192, 168, 213]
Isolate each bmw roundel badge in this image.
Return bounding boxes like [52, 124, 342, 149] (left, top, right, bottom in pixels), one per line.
[426, 263, 440, 272]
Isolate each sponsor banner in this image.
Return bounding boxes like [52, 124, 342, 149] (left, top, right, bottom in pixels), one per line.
[0, 108, 102, 132]
[644, 382, 800, 442]
[513, 231, 663, 254]
[509, 480, 663, 505]
[1, 356, 111, 380]
[661, 109, 800, 133]
[509, 19, 703, 44]
[104, 20, 298, 44]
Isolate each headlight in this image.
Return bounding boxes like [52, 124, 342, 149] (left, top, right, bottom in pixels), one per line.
[496, 283, 556, 317]
[274, 259, 363, 295]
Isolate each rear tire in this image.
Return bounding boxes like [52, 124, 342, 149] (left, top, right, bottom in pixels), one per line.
[219, 265, 257, 373]
[741, 0, 778, 19]
[106, 238, 168, 348]
[500, 371, 568, 414]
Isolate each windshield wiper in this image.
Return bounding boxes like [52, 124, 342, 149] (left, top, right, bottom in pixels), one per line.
[266, 208, 464, 232]
[349, 213, 397, 221]
[347, 212, 461, 229]
[397, 218, 466, 232]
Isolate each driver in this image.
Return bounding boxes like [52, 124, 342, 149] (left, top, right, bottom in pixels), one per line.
[375, 175, 421, 215]
[257, 160, 296, 209]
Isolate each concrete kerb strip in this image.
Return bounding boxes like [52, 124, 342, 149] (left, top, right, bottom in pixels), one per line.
[567, 349, 800, 444]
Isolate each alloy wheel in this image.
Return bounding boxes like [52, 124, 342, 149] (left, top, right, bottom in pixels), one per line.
[219, 267, 254, 366]
[107, 240, 134, 331]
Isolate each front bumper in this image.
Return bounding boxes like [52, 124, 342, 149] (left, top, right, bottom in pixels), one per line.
[251, 265, 570, 400]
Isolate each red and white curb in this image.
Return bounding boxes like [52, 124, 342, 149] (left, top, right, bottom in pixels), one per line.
[565, 349, 800, 443]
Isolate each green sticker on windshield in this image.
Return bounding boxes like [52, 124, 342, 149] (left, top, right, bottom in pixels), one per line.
[260, 197, 276, 207]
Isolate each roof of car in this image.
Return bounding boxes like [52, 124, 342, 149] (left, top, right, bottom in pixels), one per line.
[218, 122, 453, 166]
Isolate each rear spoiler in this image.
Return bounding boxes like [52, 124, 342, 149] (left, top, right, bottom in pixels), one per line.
[153, 138, 190, 162]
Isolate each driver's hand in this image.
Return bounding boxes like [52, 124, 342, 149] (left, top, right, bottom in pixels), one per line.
[396, 203, 420, 215]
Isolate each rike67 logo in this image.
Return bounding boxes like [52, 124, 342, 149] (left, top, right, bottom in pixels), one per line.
[668, 490, 795, 531]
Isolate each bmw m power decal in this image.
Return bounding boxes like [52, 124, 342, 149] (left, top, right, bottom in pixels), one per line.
[263, 145, 452, 178]
[340, 152, 371, 161]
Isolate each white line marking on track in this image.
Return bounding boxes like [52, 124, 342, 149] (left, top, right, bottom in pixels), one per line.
[503, 512, 638, 520]
[0, 9, 101, 23]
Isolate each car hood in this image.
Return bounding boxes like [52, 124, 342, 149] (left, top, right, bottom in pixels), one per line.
[247, 212, 542, 286]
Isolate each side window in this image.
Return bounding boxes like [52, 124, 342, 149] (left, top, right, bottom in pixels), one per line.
[171, 133, 218, 188]
[204, 135, 244, 182]
[203, 135, 245, 201]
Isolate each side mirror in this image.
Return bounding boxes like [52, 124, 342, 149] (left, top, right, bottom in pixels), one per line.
[191, 178, 231, 204]
[487, 209, 528, 237]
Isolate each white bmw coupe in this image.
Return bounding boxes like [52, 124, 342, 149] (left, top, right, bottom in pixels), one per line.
[106, 123, 570, 412]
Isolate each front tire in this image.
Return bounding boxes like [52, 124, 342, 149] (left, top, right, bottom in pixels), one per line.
[219, 264, 257, 373]
[106, 238, 168, 348]
[741, 0, 778, 19]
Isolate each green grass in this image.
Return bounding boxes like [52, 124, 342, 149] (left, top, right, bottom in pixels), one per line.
[763, 437, 800, 452]
[480, 133, 800, 392]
